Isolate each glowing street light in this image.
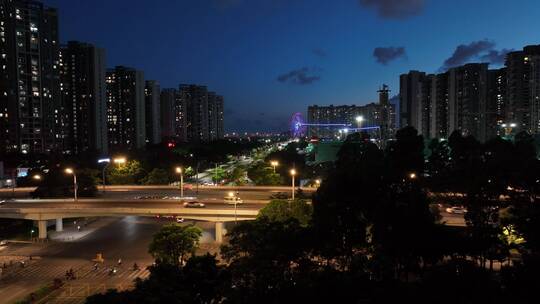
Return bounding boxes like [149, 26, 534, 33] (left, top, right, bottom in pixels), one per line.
[290, 169, 297, 200]
[113, 157, 126, 165]
[98, 158, 111, 192]
[355, 115, 364, 129]
[315, 179, 321, 187]
[270, 160, 279, 173]
[65, 168, 78, 202]
[409, 172, 417, 180]
[175, 167, 184, 198]
[33, 174, 42, 181]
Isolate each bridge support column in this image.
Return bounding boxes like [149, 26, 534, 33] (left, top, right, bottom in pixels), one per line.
[215, 222, 224, 243]
[56, 218, 63, 232]
[38, 220, 47, 239]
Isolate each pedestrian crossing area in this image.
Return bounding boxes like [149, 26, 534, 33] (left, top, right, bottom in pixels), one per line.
[1, 261, 150, 282]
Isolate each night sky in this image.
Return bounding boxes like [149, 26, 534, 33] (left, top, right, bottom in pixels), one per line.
[46, 0, 540, 132]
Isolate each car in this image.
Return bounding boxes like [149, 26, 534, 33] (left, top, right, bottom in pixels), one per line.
[446, 206, 467, 214]
[270, 192, 288, 199]
[0, 240, 8, 246]
[176, 217, 185, 223]
[224, 196, 243, 204]
[183, 201, 205, 208]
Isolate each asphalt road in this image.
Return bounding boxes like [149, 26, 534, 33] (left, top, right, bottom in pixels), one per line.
[0, 216, 221, 304]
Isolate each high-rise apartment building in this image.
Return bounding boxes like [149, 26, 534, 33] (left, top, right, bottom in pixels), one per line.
[0, 0, 61, 154]
[506, 45, 540, 134]
[160, 88, 176, 140]
[175, 84, 223, 143]
[180, 84, 208, 142]
[429, 72, 449, 139]
[105, 66, 145, 151]
[307, 85, 395, 140]
[58, 41, 107, 155]
[486, 68, 506, 139]
[399, 71, 426, 131]
[144, 80, 160, 145]
[378, 84, 396, 140]
[307, 105, 359, 138]
[448, 63, 488, 141]
[208, 92, 224, 141]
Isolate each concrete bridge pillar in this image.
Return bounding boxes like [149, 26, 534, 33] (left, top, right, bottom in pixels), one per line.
[215, 222, 224, 243]
[38, 220, 47, 239]
[56, 218, 63, 232]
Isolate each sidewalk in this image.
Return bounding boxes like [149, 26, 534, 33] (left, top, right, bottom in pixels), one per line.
[48, 218, 117, 242]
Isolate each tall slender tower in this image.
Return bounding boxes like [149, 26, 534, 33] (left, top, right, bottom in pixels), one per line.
[378, 84, 395, 141]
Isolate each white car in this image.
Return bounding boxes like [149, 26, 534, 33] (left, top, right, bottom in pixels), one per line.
[224, 196, 243, 205]
[183, 201, 205, 208]
[0, 240, 8, 246]
[446, 206, 467, 214]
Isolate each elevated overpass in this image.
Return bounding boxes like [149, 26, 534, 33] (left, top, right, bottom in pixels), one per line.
[0, 199, 261, 242]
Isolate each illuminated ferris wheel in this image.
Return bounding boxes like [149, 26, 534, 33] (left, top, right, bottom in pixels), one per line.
[290, 113, 307, 137]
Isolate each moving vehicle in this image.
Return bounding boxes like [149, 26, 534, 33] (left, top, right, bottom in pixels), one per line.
[224, 196, 243, 205]
[445, 206, 467, 214]
[183, 201, 205, 208]
[0, 240, 8, 247]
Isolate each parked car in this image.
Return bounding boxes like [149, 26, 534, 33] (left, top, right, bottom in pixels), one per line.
[445, 206, 467, 214]
[183, 201, 205, 208]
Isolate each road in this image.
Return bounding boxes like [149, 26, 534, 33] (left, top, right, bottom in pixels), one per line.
[0, 216, 223, 304]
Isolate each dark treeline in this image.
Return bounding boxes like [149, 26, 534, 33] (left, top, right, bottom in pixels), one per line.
[87, 127, 540, 304]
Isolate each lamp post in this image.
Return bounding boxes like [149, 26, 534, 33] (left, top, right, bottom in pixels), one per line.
[270, 161, 279, 173]
[290, 169, 296, 201]
[355, 115, 364, 130]
[97, 158, 111, 193]
[65, 168, 78, 202]
[315, 179, 321, 188]
[33, 174, 42, 181]
[113, 157, 126, 165]
[228, 192, 237, 223]
[176, 167, 184, 198]
[30, 229, 35, 241]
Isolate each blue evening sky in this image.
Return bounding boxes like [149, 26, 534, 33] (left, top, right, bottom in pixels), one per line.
[46, 0, 540, 132]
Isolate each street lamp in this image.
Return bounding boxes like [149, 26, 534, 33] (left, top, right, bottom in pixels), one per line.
[409, 172, 417, 180]
[30, 229, 35, 241]
[176, 167, 184, 198]
[228, 192, 238, 224]
[113, 157, 126, 165]
[98, 158, 111, 192]
[355, 115, 364, 129]
[315, 179, 321, 187]
[32, 174, 42, 181]
[290, 169, 297, 200]
[65, 168, 78, 202]
[270, 160, 279, 173]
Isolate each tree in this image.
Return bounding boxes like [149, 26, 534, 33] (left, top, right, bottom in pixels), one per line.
[106, 160, 145, 185]
[221, 218, 315, 303]
[149, 224, 202, 266]
[227, 167, 247, 185]
[142, 168, 170, 185]
[258, 199, 312, 226]
[247, 162, 283, 185]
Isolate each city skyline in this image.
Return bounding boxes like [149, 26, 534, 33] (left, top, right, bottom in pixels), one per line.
[43, 0, 540, 132]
